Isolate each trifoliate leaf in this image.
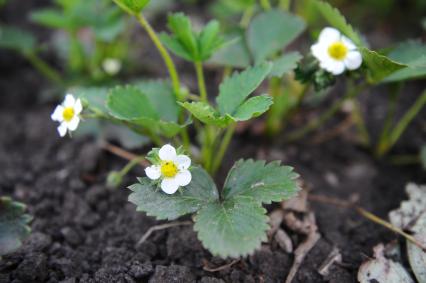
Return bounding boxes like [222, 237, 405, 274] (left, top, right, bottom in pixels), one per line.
[231, 95, 273, 121]
[383, 41, 426, 83]
[0, 197, 32, 255]
[222, 159, 300, 204]
[179, 102, 232, 127]
[0, 26, 36, 54]
[128, 167, 219, 220]
[161, 13, 226, 62]
[269, 52, 303, 78]
[113, 0, 150, 14]
[208, 30, 251, 68]
[247, 9, 306, 64]
[313, 0, 362, 46]
[360, 48, 407, 84]
[106, 85, 158, 120]
[217, 62, 272, 115]
[194, 197, 269, 258]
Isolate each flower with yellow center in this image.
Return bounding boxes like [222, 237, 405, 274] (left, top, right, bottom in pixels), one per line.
[51, 94, 83, 137]
[311, 27, 362, 75]
[145, 144, 192, 194]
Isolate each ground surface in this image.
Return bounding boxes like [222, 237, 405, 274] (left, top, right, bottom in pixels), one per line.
[1, 1, 425, 283]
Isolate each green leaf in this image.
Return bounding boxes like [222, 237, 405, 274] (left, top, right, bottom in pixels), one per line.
[222, 159, 300, 204]
[0, 197, 32, 255]
[383, 41, 426, 83]
[198, 20, 225, 60]
[360, 47, 407, 83]
[128, 167, 219, 220]
[106, 85, 158, 120]
[194, 197, 269, 258]
[313, 0, 362, 46]
[160, 33, 193, 61]
[217, 62, 272, 115]
[72, 86, 109, 113]
[30, 9, 71, 29]
[247, 9, 306, 64]
[208, 30, 251, 68]
[113, 0, 150, 14]
[165, 13, 198, 60]
[179, 101, 232, 127]
[269, 52, 303, 78]
[134, 80, 179, 122]
[134, 117, 190, 138]
[232, 95, 273, 121]
[0, 26, 36, 54]
[161, 13, 226, 62]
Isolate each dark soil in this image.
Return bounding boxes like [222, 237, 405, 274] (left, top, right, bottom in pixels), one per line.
[1, 1, 426, 283]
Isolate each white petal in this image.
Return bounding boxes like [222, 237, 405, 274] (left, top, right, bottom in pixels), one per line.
[57, 123, 68, 137]
[174, 155, 191, 170]
[51, 105, 64, 122]
[67, 116, 80, 131]
[74, 98, 83, 114]
[311, 42, 328, 61]
[159, 144, 176, 161]
[161, 178, 180, 194]
[63, 94, 75, 107]
[318, 27, 341, 44]
[145, 165, 161, 180]
[344, 51, 362, 70]
[341, 35, 356, 50]
[320, 59, 346, 75]
[175, 170, 192, 186]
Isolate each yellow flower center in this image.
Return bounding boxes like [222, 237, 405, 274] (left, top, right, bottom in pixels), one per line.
[62, 107, 75, 122]
[161, 161, 178, 178]
[328, 41, 348, 61]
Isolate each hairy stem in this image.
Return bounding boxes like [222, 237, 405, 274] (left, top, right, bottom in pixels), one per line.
[285, 82, 367, 142]
[24, 53, 63, 86]
[259, 0, 272, 10]
[211, 123, 237, 175]
[195, 61, 208, 102]
[135, 13, 181, 99]
[377, 89, 426, 157]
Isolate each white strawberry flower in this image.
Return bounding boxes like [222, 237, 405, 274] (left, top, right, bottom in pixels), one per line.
[145, 144, 192, 195]
[51, 94, 83, 137]
[311, 27, 362, 75]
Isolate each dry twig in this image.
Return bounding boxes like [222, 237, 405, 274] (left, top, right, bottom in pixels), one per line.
[101, 141, 149, 167]
[136, 221, 192, 247]
[203, 259, 240, 272]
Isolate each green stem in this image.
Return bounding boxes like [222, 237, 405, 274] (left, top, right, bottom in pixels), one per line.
[259, 0, 271, 10]
[211, 123, 237, 175]
[279, 0, 291, 10]
[377, 89, 426, 157]
[377, 84, 401, 153]
[24, 52, 63, 86]
[266, 77, 284, 135]
[351, 98, 370, 146]
[240, 5, 255, 28]
[195, 61, 208, 101]
[135, 13, 181, 99]
[294, 83, 310, 109]
[285, 82, 367, 142]
[119, 156, 145, 176]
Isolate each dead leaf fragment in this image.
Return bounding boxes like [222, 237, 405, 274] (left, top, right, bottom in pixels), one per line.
[358, 244, 415, 283]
